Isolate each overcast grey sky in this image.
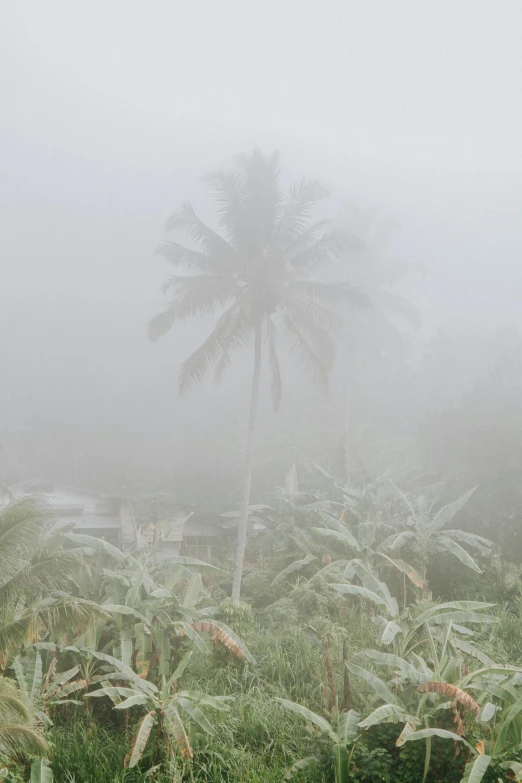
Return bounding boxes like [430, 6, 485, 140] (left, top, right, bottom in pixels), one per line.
[1, 0, 521, 345]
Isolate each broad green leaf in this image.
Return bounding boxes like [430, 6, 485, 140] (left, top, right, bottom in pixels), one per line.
[124, 711, 155, 768]
[85, 686, 138, 703]
[362, 650, 428, 682]
[177, 691, 232, 711]
[164, 566, 185, 590]
[395, 721, 416, 746]
[11, 658, 27, 695]
[345, 661, 399, 705]
[460, 754, 491, 783]
[30, 760, 53, 783]
[205, 620, 256, 665]
[182, 573, 201, 610]
[401, 727, 473, 751]
[430, 487, 477, 533]
[415, 602, 496, 625]
[493, 693, 522, 756]
[173, 622, 208, 654]
[453, 639, 495, 667]
[379, 530, 415, 552]
[168, 651, 193, 687]
[177, 696, 215, 735]
[359, 704, 419, 729]
[437, 537, 482, 573]
[430, 612, 498, 626]
[271, 555, 318, 586]
[381, 621, 402, 645]
[28, 651, 43, 703]
[44, 666, 81, 700]
[115, 694, 149, 710]
[102, 568, 131, 586]
[85, 650, 157, 694]
[164, 704, 193, 759]
[48, 680, 87, 701]
[102, 605, 148, 622]
[283, 757, 318, 780]
[338, 709, 360, 743]
[66, 533, 125, 562]
[377, 554, 427, 589]
[149, 588, 173, 598]
[331, 583, 391, 610]
[313, 527, 360, 551]
[443, 529, 494, 554]
[478, 702, 496, 722]
[167, 556, 228, 576]
[501, 761, 522, 776]
[276, 698, 338, 742]
[465, 665, 522, 682]
[313, 560, 351, 579]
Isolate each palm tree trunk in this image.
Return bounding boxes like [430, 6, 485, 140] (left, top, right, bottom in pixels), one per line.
[342, 332, 359, 480]
[231, 322, 262, 603]
[342, 375, 354, 479]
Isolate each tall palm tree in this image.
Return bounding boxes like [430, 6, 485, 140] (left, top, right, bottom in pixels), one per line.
[148, 150, 367, 601]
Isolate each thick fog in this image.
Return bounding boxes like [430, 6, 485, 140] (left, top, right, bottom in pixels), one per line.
[1, 0, 521, 505]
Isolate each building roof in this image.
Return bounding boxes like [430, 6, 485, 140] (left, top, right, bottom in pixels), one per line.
[2, 481, 124, 530]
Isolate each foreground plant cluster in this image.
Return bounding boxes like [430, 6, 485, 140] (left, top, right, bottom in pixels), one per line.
[2, 469, 522, 783]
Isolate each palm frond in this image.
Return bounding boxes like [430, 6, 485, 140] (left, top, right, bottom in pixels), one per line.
[279, 177, 329, 240]
[288, 230, 341, 272]
[155, 242, 221, 275]
[282, 312, 331, 392]
[0, 551, 83, 616]
[165, 201, 237, 265]
[213, 309, 253, 383]
[0, 598, 107, 657]
[0, 679, 30, 722]
[148, 275, 237, 341]
[178, 303, 247, 392]
[0, 726, 47, 760]
[289, 280, 371, 310]
[284, 300, 337, 367]
[0, 499, 50, 588]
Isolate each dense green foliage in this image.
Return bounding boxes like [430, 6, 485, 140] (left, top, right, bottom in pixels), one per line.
[2, 477, 522, 783]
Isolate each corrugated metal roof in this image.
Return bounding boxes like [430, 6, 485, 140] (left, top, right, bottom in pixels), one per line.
[58, 515, 121, 530]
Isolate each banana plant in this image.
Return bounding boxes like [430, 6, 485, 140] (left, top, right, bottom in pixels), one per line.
[439, 663, 522, 782]
[66, 532, 253, 681]
[11, 647, 87, 729]
[331, 561, 498, 657]
[86, 650, 231, 768]
[276, 699, 360, 783]
[346, 620, 502, 783]
[312, 512, 426, 593]
[380, 485, 494, 581]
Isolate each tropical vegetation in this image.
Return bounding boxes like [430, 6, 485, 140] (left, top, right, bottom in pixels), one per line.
[2, 151, 522, 783]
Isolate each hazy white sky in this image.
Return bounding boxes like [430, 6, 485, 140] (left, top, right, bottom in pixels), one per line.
[1, 0, 521, 335]
[2, 0, 522, 175]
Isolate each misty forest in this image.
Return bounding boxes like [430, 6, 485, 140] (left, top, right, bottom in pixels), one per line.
[2, 4, 522, 783]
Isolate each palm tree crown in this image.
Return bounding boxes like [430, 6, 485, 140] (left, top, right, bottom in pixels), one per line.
[148, 150, 366, 406]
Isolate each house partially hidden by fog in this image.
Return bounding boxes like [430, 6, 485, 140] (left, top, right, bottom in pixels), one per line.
[3, 480, 221, 559]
